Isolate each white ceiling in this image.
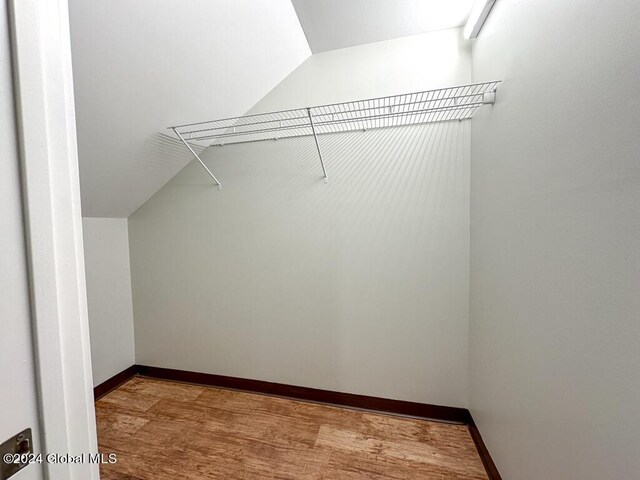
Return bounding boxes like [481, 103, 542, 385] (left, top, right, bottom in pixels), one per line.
[69, 0, 310, 217]
[291, 0, 476, 53]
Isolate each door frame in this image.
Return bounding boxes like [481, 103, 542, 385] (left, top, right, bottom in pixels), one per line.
[8, 0, 99, 478]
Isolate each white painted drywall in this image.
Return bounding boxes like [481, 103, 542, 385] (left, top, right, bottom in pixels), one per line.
[252, 28, 471, 112]
[469, 1, 640, 478]
[129, 29, 473, 406]
[83, 218, 135, 386]
[69, 0, 310, 218]
[291, 0, 474, 53]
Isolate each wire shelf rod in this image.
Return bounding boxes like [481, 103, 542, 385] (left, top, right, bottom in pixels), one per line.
[168, 81, 500, 187]
[205, 115, 475, 147]
[187, 102, 486, 143]
[177, 92, 493, 137]
[168, 81, 499, 130]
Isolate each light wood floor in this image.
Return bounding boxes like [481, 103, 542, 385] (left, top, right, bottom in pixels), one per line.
[96, 377, 488, 479]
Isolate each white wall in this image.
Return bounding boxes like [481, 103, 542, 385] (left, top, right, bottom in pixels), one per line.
[469, 1, 640, 478]
[252, 28, 470, 112]
[129, 29, 473, 406]
[83, 218, 135, 386]
[291, 0, 475, 53]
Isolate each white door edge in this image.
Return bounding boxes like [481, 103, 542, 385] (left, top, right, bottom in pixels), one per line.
[8, 0, 99, 478]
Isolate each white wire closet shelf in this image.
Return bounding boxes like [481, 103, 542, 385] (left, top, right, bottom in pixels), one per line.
[169, 81, 500, 189]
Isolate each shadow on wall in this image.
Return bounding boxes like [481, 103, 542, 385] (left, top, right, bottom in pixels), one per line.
[131, 132, 206, 177]
[130, 120, 470, 403]
[160, 121, 469, 283]
[171, 120, 468, 245]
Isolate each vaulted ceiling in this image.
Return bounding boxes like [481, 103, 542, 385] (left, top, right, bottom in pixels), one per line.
[69, 0, 310, 217]
[71, 0, 476, 217]
[291, 0, 475, 53]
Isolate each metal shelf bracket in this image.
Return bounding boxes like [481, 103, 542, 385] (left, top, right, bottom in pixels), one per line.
[307, 108, 329, 183]
[172, 127, 222, 190]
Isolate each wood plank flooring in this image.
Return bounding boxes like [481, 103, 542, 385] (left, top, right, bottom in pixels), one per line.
[95, 377, 488, 479]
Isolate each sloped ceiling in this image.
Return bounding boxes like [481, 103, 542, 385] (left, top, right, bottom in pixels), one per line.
[69, 0, 310, 217]
[291, 0, 475, 53]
